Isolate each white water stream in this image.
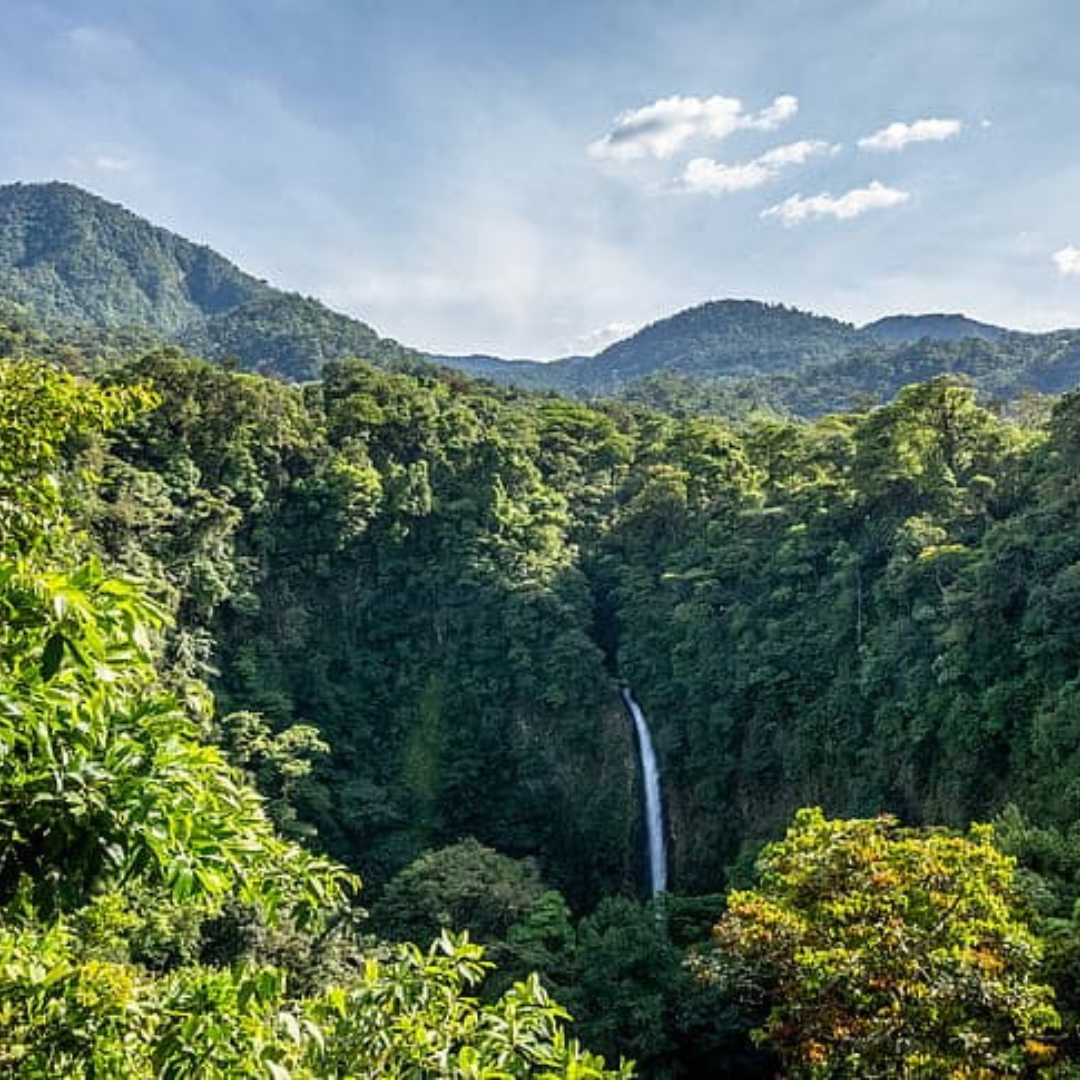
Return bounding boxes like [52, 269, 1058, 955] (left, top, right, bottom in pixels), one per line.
[620, 685, 668, 897]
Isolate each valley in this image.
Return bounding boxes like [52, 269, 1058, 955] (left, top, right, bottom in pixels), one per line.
[4, 181, 1080, 1075]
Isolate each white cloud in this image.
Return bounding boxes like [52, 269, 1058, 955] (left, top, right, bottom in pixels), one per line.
[571, 321, 640, 354]
[90, 155, 134, 172]
[754, 95, 799, 130]
[1053, 246, 1080, 277]
[762, 181, 909, 225]
[65, 150, 138, 176]
[858, 117, 962, 152]
[756, 140, 835, 168]
[682, 157, 773, 194]
[588, 93, 798, 162]
[682, 139, 835, 195]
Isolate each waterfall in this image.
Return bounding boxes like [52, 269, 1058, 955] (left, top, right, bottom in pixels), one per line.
[620, 684, 668, 897]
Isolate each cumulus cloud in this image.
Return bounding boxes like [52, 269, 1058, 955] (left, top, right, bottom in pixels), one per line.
[588, 93, 798, 162]
[682, 157, 773, 194]
[762, 181, 909, 225]
[756, 140, 835, 168]
[858, 118, 962, 152]
[1053, 247, 1080, 277]
[755, 95, 799, 130]
[681, 139, 835, 195]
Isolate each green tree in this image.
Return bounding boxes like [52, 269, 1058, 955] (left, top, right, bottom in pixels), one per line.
[0, 358, 153, 553]
[703, 808, 1059, 1077]
[569, 897, 682, 1074]
[370, 838, 549, 945]
[0, 924, 633, 1079]
[310, 932, 632, 1079]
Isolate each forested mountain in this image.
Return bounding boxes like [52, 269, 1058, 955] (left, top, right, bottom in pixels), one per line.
[0, 181, 270, 330]
[6, 182, 1079, 418]
[864, 311, 1010, 342]
[618, 329, 1080, 419]
[560, 299, 868, 390]
[433, 299, 1077, 417]
[435, 301, 871, 396]
[179, 291, 423, 379]
[0, 181, 420, 379]
[426, 351, 562, 388]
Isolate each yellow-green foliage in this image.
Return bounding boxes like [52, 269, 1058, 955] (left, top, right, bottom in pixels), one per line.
[0, 926, 631, 1079]
[0, 358, 155, 551]
[705, 808, 1059, 1077]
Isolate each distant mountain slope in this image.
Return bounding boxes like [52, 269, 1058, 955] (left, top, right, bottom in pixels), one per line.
[0, 181, 421, 380]
[0, 181, 270, 331]
[434, 303, 1037, 400]
[864, 313, 1009, 343]
[559, 299, 868, 393]
[427, 353, 556, 389]
[617, 331, 1080, 419]
[434, 301, 873, 395]
[4, 180, 1075, 408]
[435, 300, 1076, 418]
[745, 332, 1080, 416]
[183, 294, 422, 379]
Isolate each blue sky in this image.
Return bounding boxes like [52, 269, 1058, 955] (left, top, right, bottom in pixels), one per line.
[3, 0, 1080, 357]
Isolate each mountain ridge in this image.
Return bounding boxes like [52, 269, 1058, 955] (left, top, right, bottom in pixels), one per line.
[2, 179, 1078, 412]
[863, 312, 1011, 343]
[430, 300, 1080, 416]
[0, 181, 271, 331]
[0, 180, 421, 380]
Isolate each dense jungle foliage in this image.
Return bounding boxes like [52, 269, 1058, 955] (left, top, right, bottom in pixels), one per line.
[11, 309, 1080, 1073]
[0, 355, 631, 1077]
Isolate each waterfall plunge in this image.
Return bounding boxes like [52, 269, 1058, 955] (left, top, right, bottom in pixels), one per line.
[620, 685, 668, 897]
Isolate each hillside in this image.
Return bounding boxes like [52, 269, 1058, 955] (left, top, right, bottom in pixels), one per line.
[434, 300, 1067, 415]
[181, 292, 423, 380]
[0, 181, 270, 331]
[434, 301, 870, 395]
[427, 351, 557, 388]
[0, 181, 421, 380]
[11, 311, 1080, 1075]
[620, 331, 1080, 418]
[561, 299, 869, 391]
[3, 181, 1077, 414]
[864, 312, 1010, 343]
